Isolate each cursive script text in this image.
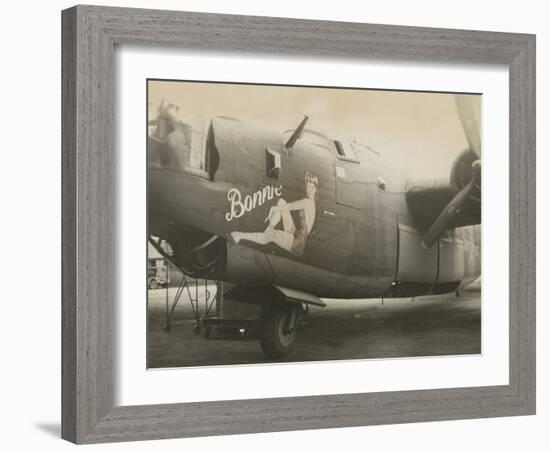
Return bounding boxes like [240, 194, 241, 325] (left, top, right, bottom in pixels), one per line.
[225, 185, 283, 222]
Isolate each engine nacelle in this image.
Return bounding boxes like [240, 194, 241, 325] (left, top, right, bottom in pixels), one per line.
[406, 149, 481, 232]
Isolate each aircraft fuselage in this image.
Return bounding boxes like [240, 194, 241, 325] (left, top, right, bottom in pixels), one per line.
[148, 116, 480, 299]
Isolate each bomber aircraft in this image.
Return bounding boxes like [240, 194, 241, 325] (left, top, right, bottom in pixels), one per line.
[147, 95, 481, 360]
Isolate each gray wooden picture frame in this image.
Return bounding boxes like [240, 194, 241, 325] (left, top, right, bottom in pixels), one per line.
[61, 4, 536, 444]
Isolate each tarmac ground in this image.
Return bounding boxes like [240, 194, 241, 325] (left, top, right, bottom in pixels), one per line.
[147, 284, 481, 368]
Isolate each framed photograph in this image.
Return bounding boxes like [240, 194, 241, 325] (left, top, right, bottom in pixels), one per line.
[62, 5, 536, 444]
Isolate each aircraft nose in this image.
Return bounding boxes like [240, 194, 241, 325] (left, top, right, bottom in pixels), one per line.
[148, 167, 230, 234]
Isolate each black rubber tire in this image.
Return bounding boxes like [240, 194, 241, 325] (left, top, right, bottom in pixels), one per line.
[149, 279, 159, 290]
[259, 302, 297, 360]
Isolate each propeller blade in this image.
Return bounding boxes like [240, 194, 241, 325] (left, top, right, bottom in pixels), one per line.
[421, 175, 476, 249]
[455, 95, 481, 157]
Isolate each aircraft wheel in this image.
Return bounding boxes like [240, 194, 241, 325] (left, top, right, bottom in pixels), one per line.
[149, 279, 159, 290]
[259, 301, 298, 360]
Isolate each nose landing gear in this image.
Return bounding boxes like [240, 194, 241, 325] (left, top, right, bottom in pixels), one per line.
[259, 301, 299, 360]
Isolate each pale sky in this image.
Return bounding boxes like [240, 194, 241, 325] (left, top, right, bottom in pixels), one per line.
[148, 80, 480, 181]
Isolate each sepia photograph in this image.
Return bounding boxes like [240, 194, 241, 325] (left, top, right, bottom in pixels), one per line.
[146, 79, 481, 368]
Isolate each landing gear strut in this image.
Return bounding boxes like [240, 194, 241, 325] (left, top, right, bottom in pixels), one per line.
[259, 301, 298, 360]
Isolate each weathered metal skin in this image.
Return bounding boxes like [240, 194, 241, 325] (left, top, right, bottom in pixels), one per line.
[148, 116, 481, 300]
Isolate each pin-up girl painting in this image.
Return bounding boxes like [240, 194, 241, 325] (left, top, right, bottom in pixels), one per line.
[231, 172, 319, 257]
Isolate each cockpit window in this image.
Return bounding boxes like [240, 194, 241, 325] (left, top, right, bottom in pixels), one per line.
[148, 105, 212, 176]
[334, 140, 345, 156]
[188, 126, 206, 170]
[333, 140, 358, 161]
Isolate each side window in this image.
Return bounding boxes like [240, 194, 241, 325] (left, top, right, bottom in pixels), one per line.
[333, 140, 358, 162]
[334, 140, 346, 156]
[265, 147, 281, 179]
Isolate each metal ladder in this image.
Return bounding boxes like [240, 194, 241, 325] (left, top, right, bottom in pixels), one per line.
[161, 276, 220, 334]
